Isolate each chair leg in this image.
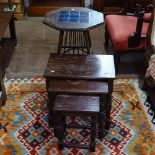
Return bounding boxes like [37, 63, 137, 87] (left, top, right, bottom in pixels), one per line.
[114, 53, 120, 73]
[104, 28, 109, 50]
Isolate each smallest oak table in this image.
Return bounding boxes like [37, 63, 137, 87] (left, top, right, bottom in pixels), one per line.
[43, 7, 104, 54]
[44, 54, 115, 131]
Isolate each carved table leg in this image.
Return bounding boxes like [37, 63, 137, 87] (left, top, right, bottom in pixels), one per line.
[105, 79, 114, 130]
[90, 114, 97, 152]
[98, 95, 106, 139]
[48, 92, 56, 128]
[57, 115, 64, 150]
[84, 30, 92, 54]
[57, 30, 64, 54]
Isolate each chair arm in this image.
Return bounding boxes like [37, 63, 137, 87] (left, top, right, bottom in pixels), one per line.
[128, 11, 145, 48]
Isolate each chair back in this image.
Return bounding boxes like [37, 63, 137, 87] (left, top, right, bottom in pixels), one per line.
[128, 0, 153, 12]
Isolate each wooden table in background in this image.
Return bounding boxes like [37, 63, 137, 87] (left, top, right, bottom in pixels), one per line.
[43, 7, 104, 54]
[0, 4, 17, 106]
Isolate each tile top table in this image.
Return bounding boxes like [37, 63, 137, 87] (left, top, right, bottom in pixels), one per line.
[43, 7, 104, 31]
[43, 7, 104, 54]
[44, 54, 115, 130]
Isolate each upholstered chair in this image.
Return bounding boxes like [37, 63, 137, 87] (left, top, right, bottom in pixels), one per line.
[104, 4, 153, 71]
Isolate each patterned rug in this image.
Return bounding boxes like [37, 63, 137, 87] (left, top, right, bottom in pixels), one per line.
[0, 77, 155, 155]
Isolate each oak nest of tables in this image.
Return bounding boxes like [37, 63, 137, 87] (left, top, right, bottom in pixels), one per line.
[44, 54, 115, 138]
[43, 7, 104, 54]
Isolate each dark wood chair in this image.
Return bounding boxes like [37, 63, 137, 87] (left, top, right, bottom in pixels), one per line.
[104, 1, 153, 71]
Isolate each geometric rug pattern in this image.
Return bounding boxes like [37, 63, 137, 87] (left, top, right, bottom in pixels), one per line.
[0, 77, 155, 155]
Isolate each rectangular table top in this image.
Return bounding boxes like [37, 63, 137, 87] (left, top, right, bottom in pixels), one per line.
[44, 54, 115, 80]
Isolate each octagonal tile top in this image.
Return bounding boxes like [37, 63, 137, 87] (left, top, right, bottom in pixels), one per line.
[43, 7, 104, 30]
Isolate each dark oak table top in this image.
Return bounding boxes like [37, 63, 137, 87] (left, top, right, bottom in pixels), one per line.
[0, 4, 14, 39]
[43, 7, 104, 31]
[44, 54, 115, 80]
[54, 95, 100, 113]
[48, 79, 109, 94]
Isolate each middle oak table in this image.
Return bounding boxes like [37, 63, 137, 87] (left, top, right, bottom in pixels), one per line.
[44, 54, 115, 133]
[43, 7, 104, 54]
